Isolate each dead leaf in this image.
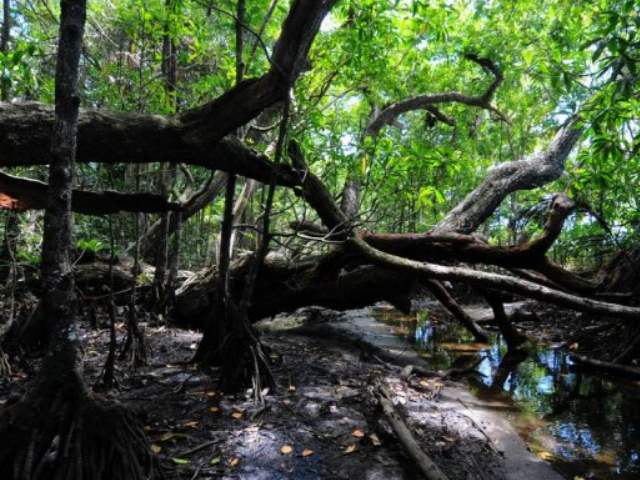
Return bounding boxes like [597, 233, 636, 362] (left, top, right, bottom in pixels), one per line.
[369, 433, 382, 446]
[183, 420, 199, 428]
[210, 406, 220, 413]
[281, 445, 293, 455]
[231, 411, 244, 419]
[245, 426, 260, 433]
[419, 380, 430, 388]
[569, 342, 579, 350]
[302, 448, 314, 457]
[159, 432, 186, 442]
[539, 451, 554, 461]
[150, 444, 162, 454]
[345, 444, 357, 454]
[351, 428, 365, 438]
[229, 457, 241, 467]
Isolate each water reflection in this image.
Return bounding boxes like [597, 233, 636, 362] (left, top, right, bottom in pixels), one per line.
[372, 307, 640, 480]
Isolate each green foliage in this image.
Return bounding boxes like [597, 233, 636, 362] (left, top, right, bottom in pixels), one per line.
[7, 0, 639, 270]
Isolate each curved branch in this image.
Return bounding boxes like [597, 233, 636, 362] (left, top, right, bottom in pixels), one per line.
[365, 55, 506, 139]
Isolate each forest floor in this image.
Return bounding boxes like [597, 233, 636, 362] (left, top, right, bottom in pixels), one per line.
[0, 305, 567, 480]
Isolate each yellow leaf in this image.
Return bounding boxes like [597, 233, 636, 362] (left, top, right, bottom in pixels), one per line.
[229, 457, 241, 467]
[539, 451, 554, 461]
[369, 433, 382, 446]
[231, 412, 244, 419]
[419, 380, 430, 388]
[210, 406, 220, 413]
[150, 444, 162, 454]
[184, 420, 199, 427]
[351, 428, 365, 438]
[302, 448, 314, 457]
[281, 445, 293, 455]
[345, 444, 357, 454]
[569, 342, 579, 350]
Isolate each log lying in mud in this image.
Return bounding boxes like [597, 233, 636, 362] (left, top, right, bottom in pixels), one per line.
[375, 381, 450, 480]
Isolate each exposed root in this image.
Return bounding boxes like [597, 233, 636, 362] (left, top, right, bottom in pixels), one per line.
[0, 383, 157, 480]
[119, 306, 148, 369]
[219, 325, 276, 399]
[0, 349, 11, 378]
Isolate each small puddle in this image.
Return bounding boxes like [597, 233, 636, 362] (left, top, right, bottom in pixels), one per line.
[372, 306, 640, 480]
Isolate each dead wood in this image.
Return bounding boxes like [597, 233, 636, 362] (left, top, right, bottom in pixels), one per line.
[375, 381, 450, 480]
[0, 170, 180, 215]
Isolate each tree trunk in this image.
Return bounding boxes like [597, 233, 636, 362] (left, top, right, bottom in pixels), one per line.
[0, 2, 154, 478]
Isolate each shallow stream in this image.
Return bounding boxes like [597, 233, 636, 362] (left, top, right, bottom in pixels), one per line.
[372, 306, 640, 480]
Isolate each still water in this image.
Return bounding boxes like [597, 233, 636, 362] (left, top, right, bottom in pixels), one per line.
[372, 307, 640, 480]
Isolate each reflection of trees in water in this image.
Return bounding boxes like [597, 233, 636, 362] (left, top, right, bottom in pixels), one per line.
[375, 307, 640, 476]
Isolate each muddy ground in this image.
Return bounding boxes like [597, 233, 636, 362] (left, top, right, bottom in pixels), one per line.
[0, 305, 567, 480]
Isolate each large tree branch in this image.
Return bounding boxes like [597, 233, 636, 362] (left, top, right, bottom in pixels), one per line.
[289, 142, 640, 319]
[365, 55, 506, 139]
[432, 118, 585, 234]
[0, 169, 180, 214]
[0, 103, 300, 187]
[178, 0, 338, 142]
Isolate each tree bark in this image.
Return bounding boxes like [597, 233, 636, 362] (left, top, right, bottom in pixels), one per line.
[0, 2, 155, 478]
[0, 169, 180, 214]
[0, 0, 9, 101]
[432, 119, 584, 234]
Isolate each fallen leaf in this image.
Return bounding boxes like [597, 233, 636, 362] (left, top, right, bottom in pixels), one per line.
[229, 457, 241, 467]
[569, 342, 579, 350]
[345, 444, 357, 454]
[302, 448, 314, 457]
[539, 451, 554, 461]
[159, 432, 186, 442]
[171, 458, 190, 465]
[245, 426, 260, 433]
[281, 445, 293, 455]
[231, 411, 244, 419]
[369, 433, 382, 446]
[150, 444, 162, 454]
[206, 390, 217, 397]
[351, 428, 365, 438]
[210, 457, 221, 465]
[184, 420, 199, 428]
[419, 380, 430, 388]
[210, 406, 220, 413]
